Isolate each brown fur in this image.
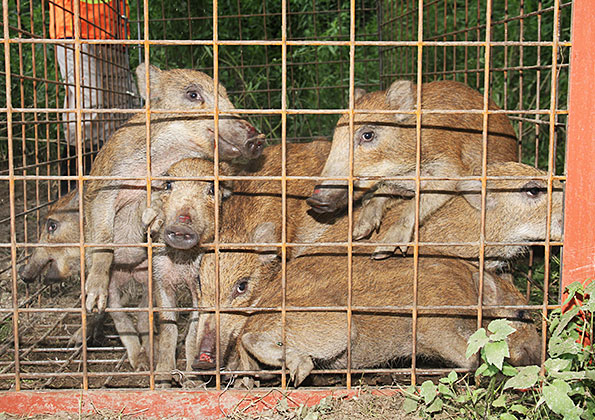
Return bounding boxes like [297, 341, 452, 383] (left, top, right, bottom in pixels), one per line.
[300, 162, 563, 269]
[83, 63, 263, 312]
[194, 140, 332, 370]
[308, 80, 518, 257]
[18, 190, 151, 370]
[148, 158, 229, 386]
[234, 255, 540, 387]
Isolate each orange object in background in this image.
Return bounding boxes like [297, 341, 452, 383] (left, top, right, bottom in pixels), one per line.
[49, 0, 130, 39]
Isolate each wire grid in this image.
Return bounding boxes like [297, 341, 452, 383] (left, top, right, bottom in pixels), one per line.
[0, 0, 569, 391]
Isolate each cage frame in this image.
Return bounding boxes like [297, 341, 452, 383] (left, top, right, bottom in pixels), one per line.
[0, 0, 592, 417]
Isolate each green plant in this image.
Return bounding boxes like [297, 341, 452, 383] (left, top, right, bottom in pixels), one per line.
[402, 280, 594, 420]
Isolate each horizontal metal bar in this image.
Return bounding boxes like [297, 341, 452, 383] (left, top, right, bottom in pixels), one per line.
[1, 38, 573, 48]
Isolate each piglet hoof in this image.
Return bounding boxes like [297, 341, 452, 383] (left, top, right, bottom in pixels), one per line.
[287, 355, 314, 388]
[371, 246, 396, 260]
[85, 273, 109, 313]
[234, 376, 255, 390]
[353, 220, 376, 241]
[142, 207, 157, 227]
[141, 208, 164, 236]
[155, 374, 173, 389]
[398, 245, 409, 255]
[131, 351, 150, 372]
[68, 327, 84, 347]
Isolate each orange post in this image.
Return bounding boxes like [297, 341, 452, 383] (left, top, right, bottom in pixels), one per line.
[561, 0, 595, 298]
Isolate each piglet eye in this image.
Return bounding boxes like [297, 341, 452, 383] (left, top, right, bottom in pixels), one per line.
[232, 278, 249, 299]
[186, 90, 203, 103]
[207, 182, 215, 196]
[360, 131, 375, 143]
[522, 182, 545, 198]
[164, 181, 173, 191]
[527, 188, 541, 197]
[237, 282, 247, 293]
[47, 219, 58, 233]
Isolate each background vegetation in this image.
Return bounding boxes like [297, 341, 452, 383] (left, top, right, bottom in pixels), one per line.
[0, 0, 571, 299]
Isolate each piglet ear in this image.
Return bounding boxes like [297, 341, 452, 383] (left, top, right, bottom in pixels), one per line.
[456, 179, 497, 210]
[354, 88, 367, 102]
[135, 63, 162, 102]
[251, 222, 280, 264]
[386, 79, 415, 122]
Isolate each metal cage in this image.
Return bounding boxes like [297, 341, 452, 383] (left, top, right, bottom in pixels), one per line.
[0, 0, 592, 417]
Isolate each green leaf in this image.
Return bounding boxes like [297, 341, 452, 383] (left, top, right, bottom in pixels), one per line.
[440, 370, 458, 384]
[471, 388, 487, 404]
[467, 328, 489, 359]
[500, 414, 518, 420]
[543, 379, 584, 420]
[488, 319, 517, 341]
[562, 281, 584, 306]
[548, 336, 583, 357]
[477, 362, 500, 377]
[553, 306, 580, 338]
[426, 397, 444, 413]
[504, 365, 540, 390]
[562, 282, 584, 306]
[502, 363, 518, 377]
[402, 388, 419, 415]
[550, 371, 586, 381]
[438, 383, 454, 398]
[420, 380, 437, 405]
[492, 394, 507, 407]
[545, 358, 572, 374]
[510, 404, 528, 414]
[484, 340, 510, 370]
[455, 394, 468, 403]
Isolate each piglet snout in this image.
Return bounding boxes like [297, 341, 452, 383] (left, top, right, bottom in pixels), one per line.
[164, 224, 199, 250]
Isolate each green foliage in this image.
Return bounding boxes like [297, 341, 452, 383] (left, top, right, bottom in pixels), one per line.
[402, 281, 595, 420]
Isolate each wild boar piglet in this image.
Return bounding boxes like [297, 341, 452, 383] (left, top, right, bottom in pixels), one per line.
[19, 190, 151, 370]
[84, 63, 264, 313]
[233, 254, 540, 387]
[307, 80, 518, 257]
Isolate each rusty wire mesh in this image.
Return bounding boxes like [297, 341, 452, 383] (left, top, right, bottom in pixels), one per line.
[0, 0, 570, 391]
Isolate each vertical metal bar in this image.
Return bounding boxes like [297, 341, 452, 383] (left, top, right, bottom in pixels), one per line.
[345, 0, 356, 391]
[3, 0, 21, 392]
[541, 0, 561, 371]
[562, 0, 595, 291]
[142, 0, 155, 390]
[280, 0, 288, 390]
[377, 0, 383, 89]
[464, 0, 469, 85]
[212, 0, 221, 391]
[72, 0, 90, 391]
[17, 0, 28, 249]
[503, 0, 508, 108]
[478, 0, 494, 333]
[411, 0, 424, 386]
[29, 0, 41, 244]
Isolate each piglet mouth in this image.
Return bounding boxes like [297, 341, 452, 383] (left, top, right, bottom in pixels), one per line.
[192, 351, 216, 370]
[207, 128, 242, 159]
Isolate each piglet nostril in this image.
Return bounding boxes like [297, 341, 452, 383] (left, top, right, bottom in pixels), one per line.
[178, 214, 191, 224]
[246, 124, 258, 138]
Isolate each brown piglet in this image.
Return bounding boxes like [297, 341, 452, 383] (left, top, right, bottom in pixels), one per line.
[307, 80, 518, 257]
[234, 255, 540, 387]
[193, 139, 332, 372]
[84, 63, 264, 313]
[304, 161, 564, 268]
[18, 190, 151, 370]
[143, 157, 231, 387]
